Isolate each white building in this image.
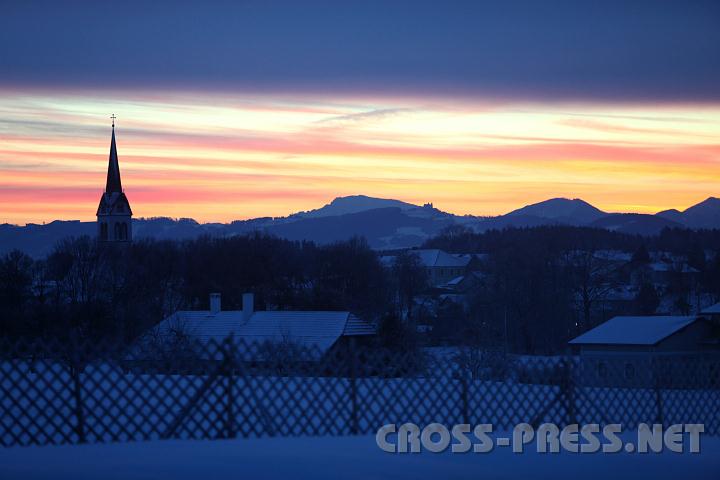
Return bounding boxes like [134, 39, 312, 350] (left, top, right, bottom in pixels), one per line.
[381, 249, 471, 287]
[701, 301, 720, 319]
[151, 293, 376, 359]
[568, 313, 719, 387]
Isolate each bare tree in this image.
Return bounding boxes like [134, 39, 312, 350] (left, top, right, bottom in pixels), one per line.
[392, 251, 429, 322]
[564, 249, 621, 332]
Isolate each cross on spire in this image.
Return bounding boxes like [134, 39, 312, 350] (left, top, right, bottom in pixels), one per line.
[110, 114, 116, 128]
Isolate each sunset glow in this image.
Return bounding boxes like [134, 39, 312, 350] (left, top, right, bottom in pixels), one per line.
[1, 90, 719, 224]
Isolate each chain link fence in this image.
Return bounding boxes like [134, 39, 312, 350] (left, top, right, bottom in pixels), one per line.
[1, 337, 719, 447]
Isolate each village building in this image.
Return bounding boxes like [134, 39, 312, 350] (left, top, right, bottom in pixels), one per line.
[646, 261, 700, 285]
[411, 249, 470, 286]
[569, 315, 717, 357]
[597, 285, 637, 318]
[150, 293, 376, 360]
[568, 313, 720, 387]
[438, 270, 485, 294]
[96, 116, 132, 242]
[380, 249, 472, 287]
[702, 302, 720, 321]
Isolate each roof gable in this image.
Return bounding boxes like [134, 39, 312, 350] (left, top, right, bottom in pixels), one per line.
[702, 302, 720, 314]
[97, 192, 133, 216]
[569, 315, 698, 346]
[413, 249, 468, 268]
[154, 309, 374, 354]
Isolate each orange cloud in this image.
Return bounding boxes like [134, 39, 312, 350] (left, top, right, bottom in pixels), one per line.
[1, 91, 719, 224]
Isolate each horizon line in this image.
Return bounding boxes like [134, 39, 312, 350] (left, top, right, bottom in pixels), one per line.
[4, 193, 717, 227]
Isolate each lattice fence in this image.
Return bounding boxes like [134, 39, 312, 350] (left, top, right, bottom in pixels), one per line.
[1, 337, 718, 447]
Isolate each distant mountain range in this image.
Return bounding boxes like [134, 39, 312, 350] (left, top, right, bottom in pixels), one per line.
[506, 198, 606, 225]
[1, 195, 719, 257]
[656, 197, 720, 229]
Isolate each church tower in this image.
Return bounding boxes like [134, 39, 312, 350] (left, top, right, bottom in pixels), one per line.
[97, 116, 132, 242]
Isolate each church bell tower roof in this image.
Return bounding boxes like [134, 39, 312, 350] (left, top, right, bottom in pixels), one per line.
[105, 120, 122, 193]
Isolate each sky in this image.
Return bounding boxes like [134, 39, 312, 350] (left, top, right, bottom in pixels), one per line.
[0, 0, 719, 224]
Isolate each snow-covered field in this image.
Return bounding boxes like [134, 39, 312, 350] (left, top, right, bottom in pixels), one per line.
[1, 434, 718, 480]
[3, 357, 720, 479]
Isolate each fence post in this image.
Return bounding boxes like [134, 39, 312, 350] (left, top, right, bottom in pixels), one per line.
[349, 339, 359, 435]
[460, 370, 469, 425]
[652, 358, 664, 426]
[562, 358, 577, 426]
[71, 364, 86, 444]
[67, 331, 87, 445]
[224, 339, 236, 439]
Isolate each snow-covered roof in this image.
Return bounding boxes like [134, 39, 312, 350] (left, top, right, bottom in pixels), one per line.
[569, 315, 698, 346]
[444, 275, 465, 286]
[412, 249, 469, 268]
[438, 293, 466, 303]
[380, 249, 470, 268]
[379, 255, 396, 267]
[156, 309, 375, 354]
[702, 303, 720, 314]
[452, 253, 488, 261]
[603, 286, 636, 301]
[593, 250, 633, 262]
[439, 271, 485, 290]
[648, 262, 699, 273]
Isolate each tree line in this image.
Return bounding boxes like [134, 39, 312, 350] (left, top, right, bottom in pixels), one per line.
[0, 234, 398, 345]
[423, 225, 720, 354]
[2, 225, 720, 355]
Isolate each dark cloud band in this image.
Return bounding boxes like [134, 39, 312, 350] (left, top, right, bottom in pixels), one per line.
[1, 0, 719, 100]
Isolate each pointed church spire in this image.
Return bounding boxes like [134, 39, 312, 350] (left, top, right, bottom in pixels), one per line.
[105, 116, 122, 193]
[97, 115, 132, 243]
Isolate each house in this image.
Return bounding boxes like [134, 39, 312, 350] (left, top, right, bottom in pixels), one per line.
[701, 302, 720, 321]
[569, 315, 716, 356]
[148, 293, 376, 362]
[438, 271, 485, 294]
[568, 315, 719, 387]
[597, 285, 637, 317]
[647, 261, 700, 285]
[410, 249, 470, 286]
[380, 249, 484, 287]
[452, 253, 488, 272]
[593, 250, 633, 263]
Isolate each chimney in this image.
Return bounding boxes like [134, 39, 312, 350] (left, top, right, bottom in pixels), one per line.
[242, 292, 254, 322]
[209, 293, 221, 314]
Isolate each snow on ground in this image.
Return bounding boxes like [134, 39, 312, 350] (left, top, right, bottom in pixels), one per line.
[1, 433, 718, 480]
